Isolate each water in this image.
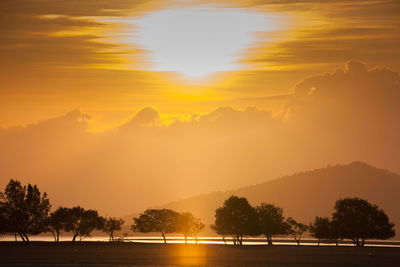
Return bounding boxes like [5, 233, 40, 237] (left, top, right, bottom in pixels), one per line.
[2, 235, 400, 247]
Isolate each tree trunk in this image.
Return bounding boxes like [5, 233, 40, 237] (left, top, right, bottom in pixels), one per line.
[317, 239, 320, 246]
[161, 232, 167, 244]
[72, 233, 78, 242]
[361, 237, 365, 247]
[194, 234, 198, 244]
[295, 238, 300, 246]
[222, 236, 226, 244]
[23, 234, 30, 245]
[265, 235, 273, 246]
[19, 233, 26, 242]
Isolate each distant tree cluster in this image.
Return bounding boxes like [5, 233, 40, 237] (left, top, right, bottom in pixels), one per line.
[132, 209, 204, 243]
[212, 195, 395, 246]
[212, 196, 307, 246]
[309, 197, 395, 246]
[0, 179, 124, 243]
[0, 179, 395, 247]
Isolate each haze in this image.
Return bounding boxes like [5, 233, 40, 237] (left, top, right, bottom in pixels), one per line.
[0, 0, 399, 217]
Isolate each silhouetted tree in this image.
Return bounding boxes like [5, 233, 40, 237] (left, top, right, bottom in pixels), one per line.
[103, 217, 124, 241]
[0, 179, 51, 243]
[176, 212, 204, 244]
[287, 217, 308, 245]
[309, 217, 340, 246]
[332, 197, 395, 246]
[47, 207, 70, 242]
[309, 217, 331, 246]
[256, 203, 289, 246]
[132, 209, 179, 243]
[214, 196, 258, 245]
[64, 206, 105, 241]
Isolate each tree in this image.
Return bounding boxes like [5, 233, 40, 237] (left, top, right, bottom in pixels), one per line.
[309, 217, 340, 246]
[176, 212, 205, 244]
[103, 217, 124, 241]
[332, 197, 395, 246]
[132, 209, 179, 243]
[309, 217, 331, 246]
[48, 207, 70, 242]
[0, 179, 51, 243]
[287, 217, 308, 246]
[256, 203, 288, 246]
[213, 195, 258, 245]
[64, 206, 105, 241]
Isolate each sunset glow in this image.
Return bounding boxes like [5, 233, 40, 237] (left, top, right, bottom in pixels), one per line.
[129, 7, 284, 77]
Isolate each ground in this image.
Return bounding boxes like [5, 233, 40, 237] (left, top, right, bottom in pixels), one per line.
[0, 242, 399, 266]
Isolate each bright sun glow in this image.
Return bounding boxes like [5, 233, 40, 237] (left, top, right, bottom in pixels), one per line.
[130, 7, 281, 77]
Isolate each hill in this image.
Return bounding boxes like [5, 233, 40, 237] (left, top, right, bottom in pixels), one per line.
[163, 162, 400, 236]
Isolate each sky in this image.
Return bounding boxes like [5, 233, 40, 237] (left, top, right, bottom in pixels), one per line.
[0, 0, 400, 215]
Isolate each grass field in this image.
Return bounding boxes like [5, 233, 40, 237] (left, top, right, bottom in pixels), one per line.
[0, 242, 400, 266]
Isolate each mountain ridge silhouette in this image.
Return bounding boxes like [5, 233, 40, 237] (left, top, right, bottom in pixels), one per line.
[162, 161, 400, 237]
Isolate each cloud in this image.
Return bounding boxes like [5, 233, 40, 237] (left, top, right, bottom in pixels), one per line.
[0, 0, 168, 74]
[119, 106, 161, 129]
[244, 27, 400, 71]
[1, 62, 400, 216]
[1, 0, 147, 17]
[2, 0, 400, 130]
[219, 0, 400, 72]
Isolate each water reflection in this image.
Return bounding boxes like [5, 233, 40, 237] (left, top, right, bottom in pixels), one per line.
[1, 236, 400, 247]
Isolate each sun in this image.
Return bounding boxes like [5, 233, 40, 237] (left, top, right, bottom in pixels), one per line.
[128, 7, 281, 78]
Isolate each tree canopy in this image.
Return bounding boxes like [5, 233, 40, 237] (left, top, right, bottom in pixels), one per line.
[63, 206, 105, 241]
[176, 212, 204, 243]
[256, 203, 288, 246]
[332, 197, 395, 246]
[287, 217, 308, 245]
[214, 195, 258, 245]
[132, 208, 179, 243]
[309, 217, 339, 245]
[0, 179, 51, 243]
[103, 217, 124, 241]
[47, 207, 70, 242]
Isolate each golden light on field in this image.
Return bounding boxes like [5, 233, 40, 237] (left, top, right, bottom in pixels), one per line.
[173, 245, 207, 266]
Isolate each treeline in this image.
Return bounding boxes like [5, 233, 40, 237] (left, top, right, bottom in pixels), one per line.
[0, 180, 124, 243]
[209, 196, 395, 246]
[0, 180, 396, 246]
[0, 179, 203, 244]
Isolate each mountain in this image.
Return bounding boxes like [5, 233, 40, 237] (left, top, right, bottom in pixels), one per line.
[163, 162, 400, 236]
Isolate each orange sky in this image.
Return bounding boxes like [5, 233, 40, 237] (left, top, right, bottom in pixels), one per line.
[1, 0, 399, 131]
[0, 0, 400, 215]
